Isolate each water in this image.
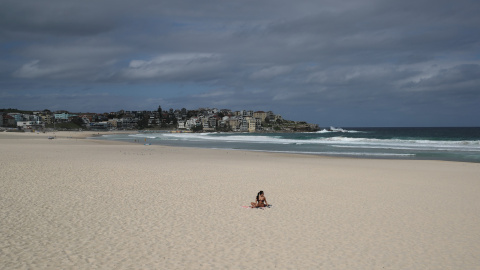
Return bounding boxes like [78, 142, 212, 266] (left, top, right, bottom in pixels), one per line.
[96, 127, 480, 163]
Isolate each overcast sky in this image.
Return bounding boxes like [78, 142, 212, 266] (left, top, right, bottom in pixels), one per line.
[1, 0, 479, 126]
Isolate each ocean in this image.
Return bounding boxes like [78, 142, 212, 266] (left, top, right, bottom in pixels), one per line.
[96, 127, 480, 163]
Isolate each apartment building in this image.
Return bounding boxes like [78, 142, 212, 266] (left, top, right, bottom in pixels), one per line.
[253, 111, 268, 122]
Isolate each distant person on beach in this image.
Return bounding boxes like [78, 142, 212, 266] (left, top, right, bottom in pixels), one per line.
[251, 190, 269, 208]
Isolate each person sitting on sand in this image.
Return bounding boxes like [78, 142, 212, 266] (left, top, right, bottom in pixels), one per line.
[251, 190, 269, 208]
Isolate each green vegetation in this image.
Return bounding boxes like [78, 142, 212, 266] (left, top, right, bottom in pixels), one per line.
[216, 125, 232, 132]
[45, 122, 82, 130]
[0, 108, 34, 114]
[191, 125, 203, 132]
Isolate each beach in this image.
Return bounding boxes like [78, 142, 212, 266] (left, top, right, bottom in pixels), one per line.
[1, 131, 479, 269]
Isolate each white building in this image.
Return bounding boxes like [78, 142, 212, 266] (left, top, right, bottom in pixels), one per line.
[177, 120, 186, 129]
[54, 113, 77, 122]
[17, 121, 45, 129]
[185, 117, 201, 130]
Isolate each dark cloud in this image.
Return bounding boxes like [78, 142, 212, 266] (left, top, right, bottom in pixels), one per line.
[0, 0, 119, 36]
[1, 0, 479, 126]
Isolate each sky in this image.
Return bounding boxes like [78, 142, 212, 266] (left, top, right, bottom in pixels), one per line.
[1, 0, 479, 127]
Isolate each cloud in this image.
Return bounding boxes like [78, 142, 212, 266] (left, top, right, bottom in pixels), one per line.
[121, 53, 224, 81]
[11, 42, 128, 80]
[0, 0, 119, 36]
[0, 91, 154, 112]
[250, 66, 293, 80]
[1, 0, 480, 126]
[401, 63, 480, 93]
[13, 60, 62, 79]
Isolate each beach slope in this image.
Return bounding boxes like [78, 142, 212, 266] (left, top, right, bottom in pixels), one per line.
[1, 132, 479, 269]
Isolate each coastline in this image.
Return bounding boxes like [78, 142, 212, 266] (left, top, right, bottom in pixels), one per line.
[1, 131, 480, 269]
[94, 128, 480, 164]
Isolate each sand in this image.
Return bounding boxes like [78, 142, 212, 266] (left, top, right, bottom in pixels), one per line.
[1, 131, 479, 269]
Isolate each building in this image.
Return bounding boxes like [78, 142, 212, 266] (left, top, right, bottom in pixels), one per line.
[3, 115, 16, 127]
[177, 120, 186, 129]
[208, 117, 217, 129]
[253, 111, 268, 122]
[248, 118, 257, 132]
[201, 118, 215, 131]
[267, 111, 276, 122]
[89, 122, 111, 130]
[227, 117, 239, 131]
[17, 121, 45, 130]
[107, 119, 118, 129]
[185, 117, 201, 130]
[40, 114, 53, 124]
[7, 113, 23, 123]
[113, 117, 136, 129]
[54, 113, 77, 122]
[79, 114, 96, 123]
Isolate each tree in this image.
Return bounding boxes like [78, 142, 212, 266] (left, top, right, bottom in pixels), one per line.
[192, 125, 203, 132]
[157, 105, 163, 121]
[71, 116, 84, 127]
[216, 124, 232, 132]
[137, 115, 149, 130]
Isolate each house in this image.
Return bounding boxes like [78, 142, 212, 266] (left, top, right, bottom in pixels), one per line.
[3, 115, 16, 127]
[40, 114, 53, 124]
[185, 117, 201, 130]
[107, 119, 118, 128]
[54, 113, 77, 122]
[7, 113, 23, 122]
[89, 122, 111, 130]
[177, 120, 186, 129]
[17, 121, 45, 130]
[201, 118, 213, 131]
[267, 111, 276, 122]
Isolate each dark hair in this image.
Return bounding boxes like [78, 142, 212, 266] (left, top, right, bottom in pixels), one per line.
[256, 190, 264, 201]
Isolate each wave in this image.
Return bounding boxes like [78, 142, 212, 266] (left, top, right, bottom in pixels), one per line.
[314, 137, 480, 151]
[215, 148, 416, 157]
[316, 127, 365, 133]
[317, 129, 363, 133]
[159, 133, 478, 149]
[119, 132, 480, 153]
[128, 134, 157, 139]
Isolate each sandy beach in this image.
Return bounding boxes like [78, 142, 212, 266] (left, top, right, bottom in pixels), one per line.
[1, 131, 479, 269]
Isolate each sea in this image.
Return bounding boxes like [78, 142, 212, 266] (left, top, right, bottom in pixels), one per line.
[96, 127, 480, 163]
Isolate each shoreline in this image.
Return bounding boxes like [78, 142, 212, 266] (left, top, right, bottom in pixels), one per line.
[9, 130, 480, 164]
[4, 130, 479, 164]
[94, 130, 480, 164]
